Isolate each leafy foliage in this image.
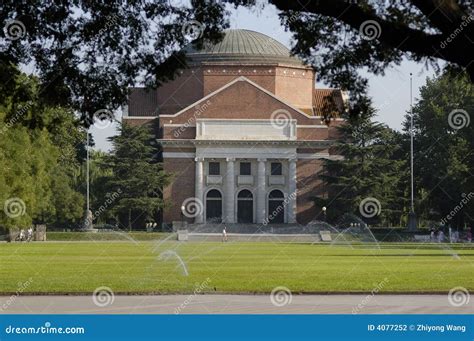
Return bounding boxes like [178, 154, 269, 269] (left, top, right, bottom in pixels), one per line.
[403, 71, 474, 228]
[319, 99, 406, 226]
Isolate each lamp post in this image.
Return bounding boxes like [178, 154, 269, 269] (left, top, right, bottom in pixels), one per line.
[181, 205, 185, 228]
[322, 206, 327, 222]
[408, 73, 417, 231]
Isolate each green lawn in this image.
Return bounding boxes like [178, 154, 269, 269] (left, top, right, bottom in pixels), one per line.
[0, 241, 473, 294]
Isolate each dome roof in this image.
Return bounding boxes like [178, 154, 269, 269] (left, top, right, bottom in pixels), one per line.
[186, 29, 303, 66]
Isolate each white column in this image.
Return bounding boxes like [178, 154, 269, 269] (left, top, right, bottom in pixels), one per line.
[194, 157, 204, 223]
[287, 158, 297, 223]
[224, 158, 235, 223]
[256, 158, 266, 223]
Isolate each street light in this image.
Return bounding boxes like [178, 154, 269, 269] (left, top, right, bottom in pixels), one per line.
[322, 206, 327, 222]
[408, 72, 417, 231]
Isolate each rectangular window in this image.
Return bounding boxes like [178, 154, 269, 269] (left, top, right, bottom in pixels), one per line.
[208, 162, 220, 175]
[240, 162, 251, 175]
[271, 162, 282, 175]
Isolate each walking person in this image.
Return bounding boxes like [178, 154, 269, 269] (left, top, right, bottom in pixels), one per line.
[438, 230, 445, 243]
[222, 226, 228, 243]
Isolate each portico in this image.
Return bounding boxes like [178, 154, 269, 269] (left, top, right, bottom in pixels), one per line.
[137, 29, 347, 228]
[193, 152, 298, 224]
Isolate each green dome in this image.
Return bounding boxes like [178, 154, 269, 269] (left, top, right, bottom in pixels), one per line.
[186, 29, 303, 65]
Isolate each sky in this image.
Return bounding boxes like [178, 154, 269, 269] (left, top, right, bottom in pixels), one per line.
[91, 4, 439, 151]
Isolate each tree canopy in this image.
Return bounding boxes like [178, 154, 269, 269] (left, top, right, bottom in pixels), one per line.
[403, 71, 474, 228]
[1, 1, 472, 123]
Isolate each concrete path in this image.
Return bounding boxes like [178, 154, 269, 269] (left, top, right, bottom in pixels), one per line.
[0, 295, 472, 314]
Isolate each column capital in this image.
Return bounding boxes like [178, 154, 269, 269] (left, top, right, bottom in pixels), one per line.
[226, 157, 235, 162]
[195, 157, 205, 162]
[257, 158, 267, 162]
[289, 157, 298, 163]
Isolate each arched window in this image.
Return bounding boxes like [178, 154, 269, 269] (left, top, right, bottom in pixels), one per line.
[237, 190, 253, 223]
[268, 190, 285, 224]
[206, 190, 222, 223]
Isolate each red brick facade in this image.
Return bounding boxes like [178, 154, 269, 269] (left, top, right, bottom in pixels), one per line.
[123, 30, 346, 227]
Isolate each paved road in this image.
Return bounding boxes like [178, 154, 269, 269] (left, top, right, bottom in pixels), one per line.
[0, 295, 471, 314]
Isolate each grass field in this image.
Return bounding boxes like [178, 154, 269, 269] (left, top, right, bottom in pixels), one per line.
[0, 241, 473, 294]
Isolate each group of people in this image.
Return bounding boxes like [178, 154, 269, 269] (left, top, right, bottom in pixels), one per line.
[430, 226, 472, 243]
[16, 227, 34, 242]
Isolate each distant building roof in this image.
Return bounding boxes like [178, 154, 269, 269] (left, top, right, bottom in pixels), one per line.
[313, 89, 347, 117]
[127, 88, 158, 116]
[185, 29, 304, 66]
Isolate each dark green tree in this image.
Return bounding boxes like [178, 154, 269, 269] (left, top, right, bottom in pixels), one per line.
[318, 99, 406, 226]
[107, 123, 171, 230]
[402, 71, 474, 229]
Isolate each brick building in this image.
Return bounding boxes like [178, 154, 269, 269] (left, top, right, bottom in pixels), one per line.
[123, 29, 346, 227]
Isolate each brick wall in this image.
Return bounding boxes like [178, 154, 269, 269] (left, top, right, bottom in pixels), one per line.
[163, 157, 196, 224]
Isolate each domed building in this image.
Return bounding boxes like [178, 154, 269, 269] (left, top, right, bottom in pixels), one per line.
[123, 29, 347, 227]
